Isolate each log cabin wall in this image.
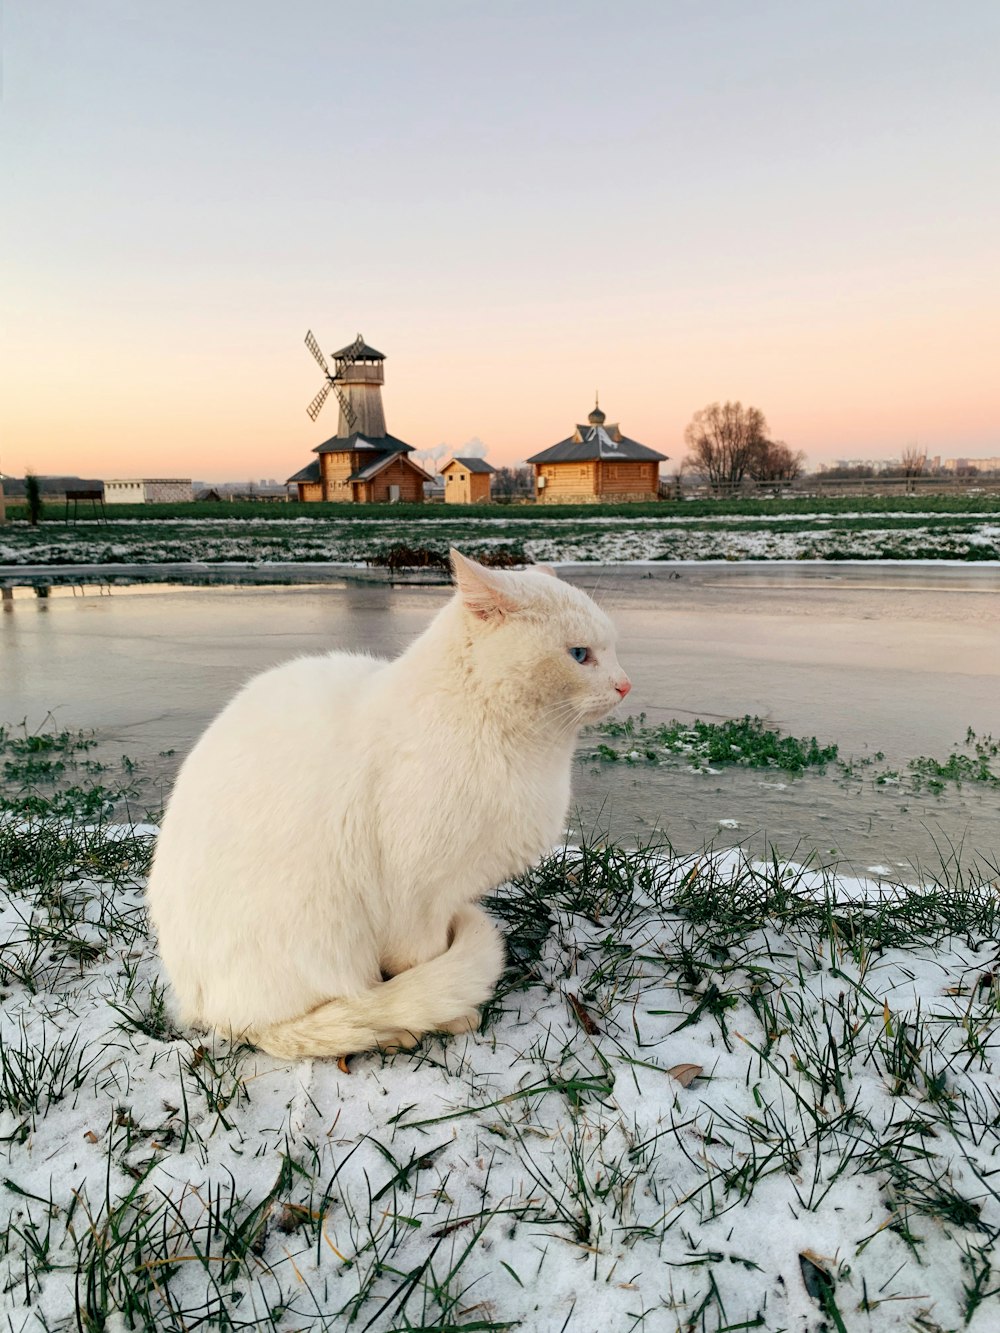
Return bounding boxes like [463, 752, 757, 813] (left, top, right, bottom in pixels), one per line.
[320, 451, 360, 501]
[365, 457, 425, 503]
[535, 460, 659, 502]
[535, 461, 601, 503]
[595, 461, 659, 499]
[444, 468, 471, 502]
[443, 469, 492, 503]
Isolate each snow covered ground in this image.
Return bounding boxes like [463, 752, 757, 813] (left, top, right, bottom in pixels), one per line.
[2, 511, 999, 567]
[3, 815, 999, 1331]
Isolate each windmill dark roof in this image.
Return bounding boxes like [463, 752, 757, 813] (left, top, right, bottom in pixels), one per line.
[443, 457, 496, 474]
[527, 421, 667, 465]
[286, 461, 321, 485]
[313, 431, 415, 456]
[332, 339, 385, 361]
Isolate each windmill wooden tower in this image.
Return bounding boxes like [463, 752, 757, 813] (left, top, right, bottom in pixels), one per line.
[287, 330, 431, 503]
[304, 331, 388, 436]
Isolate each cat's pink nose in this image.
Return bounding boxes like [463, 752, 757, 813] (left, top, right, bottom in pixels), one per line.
[615, 678, 632, 699]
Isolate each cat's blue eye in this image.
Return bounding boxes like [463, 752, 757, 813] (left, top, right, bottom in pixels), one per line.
[568, 646, 590, 664]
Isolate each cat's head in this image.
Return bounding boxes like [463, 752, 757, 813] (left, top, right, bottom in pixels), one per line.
[449, 550, 630, 727]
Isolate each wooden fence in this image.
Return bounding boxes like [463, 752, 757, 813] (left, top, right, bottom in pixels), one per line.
[661, 475, 1000, 501]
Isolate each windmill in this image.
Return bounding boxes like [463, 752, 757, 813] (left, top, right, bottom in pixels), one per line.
[303, 330, 366, 429]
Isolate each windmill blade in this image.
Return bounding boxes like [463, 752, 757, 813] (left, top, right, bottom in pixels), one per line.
[306, 381, 332, 422]
[304, 329, 330, 375]
[334, 383, 358, 430]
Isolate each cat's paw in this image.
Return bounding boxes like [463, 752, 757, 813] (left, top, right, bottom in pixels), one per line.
[438, 1009, 481, 1036]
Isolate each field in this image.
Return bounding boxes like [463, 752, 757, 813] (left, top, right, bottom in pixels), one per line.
[3, 495, 1000, 568]
[3, 729, 1000, 1331]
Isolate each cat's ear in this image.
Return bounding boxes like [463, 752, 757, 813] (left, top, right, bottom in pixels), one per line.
[533, 564, 558, 579]
[450, 549, 519, 621]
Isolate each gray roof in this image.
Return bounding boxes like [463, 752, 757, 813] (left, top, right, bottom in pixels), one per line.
[527, 423, 667, 465]
[313, 431, 414, 456]
[444, 457, 496, 474]
[286, 461, 321, 484]
[332, 339, 385, 361]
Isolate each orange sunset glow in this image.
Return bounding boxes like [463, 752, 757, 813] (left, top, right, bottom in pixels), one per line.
[3, 3, 998, 482]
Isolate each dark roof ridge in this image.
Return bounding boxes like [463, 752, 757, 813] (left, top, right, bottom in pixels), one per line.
[445, 456, 496, 474]
[332, 338, 385, 361]
[312, 431, 415, 455]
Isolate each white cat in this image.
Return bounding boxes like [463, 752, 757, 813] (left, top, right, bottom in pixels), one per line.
[146, 551, 630, 1060]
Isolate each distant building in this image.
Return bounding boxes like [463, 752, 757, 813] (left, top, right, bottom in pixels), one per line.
[527, 402, 666, 503]
[286, 337, 431, 503]
[1, 475, 105, 501]
[819, 458, 908, 475]
[942, 456, 1000, 473]
[222, 486, 291, 503]
[441, 457, 496, 504]
[105, 478, 194, 503]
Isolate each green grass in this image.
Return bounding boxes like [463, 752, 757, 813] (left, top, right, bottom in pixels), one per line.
[3, 727, 1000, 1328]
[590, 716, 1000, 811]
[0, 721, 151, 821]
[5, 491, 1000, 524]
[4, 495, 1000, 571]
[588, 713, 839, 771]
[909, 730, 1000, 793]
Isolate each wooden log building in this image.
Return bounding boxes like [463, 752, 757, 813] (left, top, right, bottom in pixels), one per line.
[527, 402, 666, 503]
[286, 338, 431, 503]
[441, 457, 496, 503]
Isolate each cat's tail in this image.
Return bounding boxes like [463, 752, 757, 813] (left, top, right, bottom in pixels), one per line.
[250, 905, 505, 1061]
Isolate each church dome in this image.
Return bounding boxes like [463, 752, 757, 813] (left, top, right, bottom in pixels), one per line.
[588, 400, 606, 425]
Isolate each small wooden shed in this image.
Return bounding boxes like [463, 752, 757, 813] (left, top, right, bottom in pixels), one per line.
[441, 457, 496, 504]
[527, 403, 666, 503]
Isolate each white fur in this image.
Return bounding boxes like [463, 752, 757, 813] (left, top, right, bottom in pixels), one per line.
[146, 551, 629, 1059]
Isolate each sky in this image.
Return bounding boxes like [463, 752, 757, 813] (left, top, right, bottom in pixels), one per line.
[2, 0, 998, 482]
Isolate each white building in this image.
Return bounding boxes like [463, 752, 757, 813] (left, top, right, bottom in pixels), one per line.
[105, 478, 194, 504]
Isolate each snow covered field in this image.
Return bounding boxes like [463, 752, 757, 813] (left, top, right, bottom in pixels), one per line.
[2, 557, 999, 1329]
[2, 511, 1000, 567]
[3, 811, 999, 1331]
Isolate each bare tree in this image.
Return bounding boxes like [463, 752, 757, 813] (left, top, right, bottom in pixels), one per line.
[899, 445, 927, 493]
[683, 401, 769, 493]
[748, 439, 807, 485]
[492, 466, 533, 502]
[901, 446, 927, 477]
[664, 461, 687, 500]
